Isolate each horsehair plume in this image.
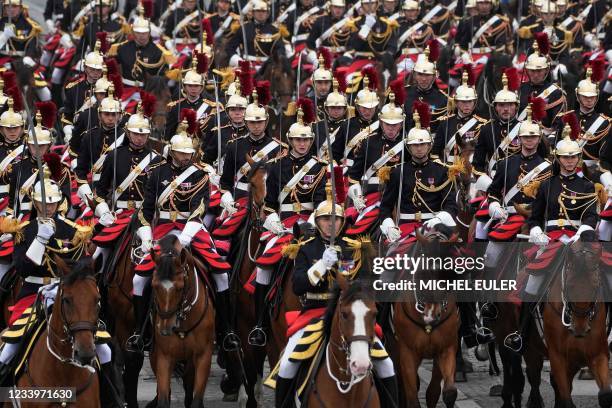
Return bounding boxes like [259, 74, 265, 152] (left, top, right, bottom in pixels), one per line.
[43, 153, 63, 182]
[426, 38, 440, 62]
[361, 66, 378, 90]
[464, 64, 476, 87]
[333, 69, 347, 93]
[255, 80, 272, 106]
[529, 96, 547, 121]
[108, 73, 123, 98]
[589, 58, 606, 82]
[503, 67, 520, 91]
[333, 166, 346, 204]
[35, 101, 57, 129]
[5, 86, 23, 112]
[412, 100, 431, 129]
[296, 97, 315, 124]
[238, 61, 254, 97]
[201, 18, 213, 45]
[104, 58, 119, 76]
[140, 91, 157, 118]
[141, 0, 153, 18]
[1, 71, 16, 90]
[534, 32, 550, 56]
[318, 47, 333, 70]
[95, 32, 109, 54]
[195, 51, 209, 74]
[389, 78, 406, 105]
[180, 108, 197, 135]
[562, 111, 580, 140]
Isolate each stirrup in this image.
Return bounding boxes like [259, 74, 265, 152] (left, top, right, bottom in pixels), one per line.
[248, 326, 267, 347]
[503, 331, 523, 353]
[222, 331, 241, 352]
[476, 326, 496, 344]
[126, 333, 144, 354]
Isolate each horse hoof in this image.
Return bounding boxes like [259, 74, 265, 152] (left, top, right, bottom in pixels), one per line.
[598, 389, 612, 408]
[527, 394, 545, 408]
[578, 367, 594, 380]
[222, 392, 239, 402]
[455, 371, 467, 383]
[144, 397, 157, 408]
[220, 374, 241, 394]
[442, 388, 457, 407]
[489, 384, 503, 397]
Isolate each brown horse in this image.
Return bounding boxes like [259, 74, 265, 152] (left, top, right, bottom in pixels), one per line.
[304, 275, 380, 407]
[14, 256, 101, 407]
[143, 75, 173, 141]
[543, 241, 612, 408]
[149, 234, 215, 408]
[390, 228, 460, 408]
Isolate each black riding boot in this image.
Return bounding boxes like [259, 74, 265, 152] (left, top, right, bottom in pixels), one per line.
[126, 294, 149, 353]
[458, 302, 479, 348]
[217, 290, 240, 352]
[504, 294, 537, 353]
[377, 375, 399, 408]
[275, 377, 295, 408]
[248, 282, 269, 346]
[99, 361, 124, 408]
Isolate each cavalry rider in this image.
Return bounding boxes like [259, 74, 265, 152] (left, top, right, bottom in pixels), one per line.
[432, 71, 487, 163]
[75, 85, 124, 207]
[504, 127, 599, 353]
[278, 0, 325, 52]
[61, 44, 105, 143]
[78, 0, 127, 55]
[314, 78, 348, 155]
[379, 108, 458, 243]
[206, 0, 241, 43]
[0, 98, 25, 209]
[307, 56, 333, 119]
[275, 186, 399, 408]
[305, 0, 352, 59]
[473, 72, 522, 175]
[129, 120, 236, 351]
[248, 108, 327, 347]
[395, 0, 435, 73]
[0, 0, 42, 65]
[162, 0, 201, 55]
[518, 40, 566, 137]
[403, 46, 448, 133]
[164, 59, 219, 140]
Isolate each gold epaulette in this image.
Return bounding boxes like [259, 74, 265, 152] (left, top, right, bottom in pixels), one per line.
[65, 78, 84, 89]
[107, 40, 127, 57]
[381, 16, 399, 29]
[230, 20, 241, 33]
[346, 17, 359, 31]
[156, 43, 177, 65]
[281, 236, 315, 259]
[278, 24, 290, 38]
[273, 137, 289, 149]
[518, 24, 538, 39]
[227, 134, 248, 144]
[204, 99, 224, 109]
[166, 98, 185, 110]
[474, 114, 488, 123]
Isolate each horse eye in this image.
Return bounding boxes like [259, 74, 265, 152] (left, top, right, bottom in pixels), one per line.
[62, 297, 72, 306]
[340, 311, 349, 320]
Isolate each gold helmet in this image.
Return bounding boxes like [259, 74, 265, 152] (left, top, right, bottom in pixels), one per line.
[132, 15, 151, 34]
[555, 125, 581, 156]
[0, 98, 24, 128]
[84, 41, 104, 70]
[525, 41, 550, 71]
[361, 0, 377, 4]
[325, 79, 347, 108]
[314, 179, 345, 219]
[355, 77, 379, 108]
[493, 73, 519, 104]
[402, 0, 419, 10]
[330, 0, 345, 6]
[312, 55, 333, 82]
[518, 106, 541, 137]
[32, 179, 63, 204]
[126, 103, 151, 134]
[454, 71, 477, 101]
[539, 0, 557, 14]
[406, 110, 432, 144]
[94, 66, 112, 94]
[98, 85, 122, 113]
[287, 108, 315, 139]
[245, 91, 268, 121]
[413, 46, 436, 75]
[226, 81, 249, 109]
[27, 111, 52, 145]
[3, 0, 22, 6]
[98, 0, 115, 6]
[378, 93, 405, 124]
[252, 0, 269, 11]
[170, 120, 197, 154]
[576, 67, 598, 97]
[183, 58, 205, 86]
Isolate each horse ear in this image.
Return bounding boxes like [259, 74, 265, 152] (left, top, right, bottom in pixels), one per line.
[336, 270, 349, 292]
[415, 228, 427, 245]
[245, 153, 254, 167]
[54, 255, 69, 277]
[151, 248, 159, 265]
[180, 247, 189, 267]
[93, 255, 103, 275]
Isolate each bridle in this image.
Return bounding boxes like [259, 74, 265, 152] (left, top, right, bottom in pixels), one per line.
[560, 244, 601, 328]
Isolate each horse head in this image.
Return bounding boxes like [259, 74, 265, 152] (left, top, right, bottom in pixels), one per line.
[54, 255, 101, 366]
[565, 240, 602, 337]
[151, 235, 193, 336]
[247, 154, 268, 219]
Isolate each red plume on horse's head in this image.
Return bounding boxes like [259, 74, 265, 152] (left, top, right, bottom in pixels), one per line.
[503, 67, 520, 91]
[528, 96, 546, 121]
[180, 108, 197, 135]
[464, 64, 476, 87]
[5, 86, 23, 112]
[141, 0, 154, 18]
[140, 91, 157, 118]
[296, 97, 316, 124]
[201, 18, 213, 45]
[426, 39, 440, 62]
[104, 58, 119, 76]
[108, 73, 123, 98]
[333, 69, 347, 93]
[389, 78, 406, 106]
[534, 32, 550, 56]
[412, 100, 431, 129]
[562, 111, 580, 140]
[0, 71, 16, 90]
[318, 47, 332, 70]
[361, 66, 378, 90]
[194, 51, 209, 74]
[35, 101, 57, 129]
[588, 58, 606, 82]
[326, 166, 346, 205]
[238, 61, 254, 97]
[43, 153, 63, 182]
[96, 32, 109, 54]
[255, 80, 272, 106]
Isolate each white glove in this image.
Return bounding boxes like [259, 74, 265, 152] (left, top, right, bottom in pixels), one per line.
[3, 25, 15, 39]
[178, 220, 202, 247]
[77, 183, 94, 203]
[453, 44, 462, 58]
[137, 225, 153, 253]
[95, 202, 115, 227]
[380, 217, 401, 242]
[22, 56, 36, 68]
[584, 33, 600, 50]
[488, 201, 508, 220]
[424, 211, 457, 228]
[0, 233, 12, 243]
[358, 15, 376, 39]
[529, 226, 549, 246]
[474, 174, 493, 192]
[209, 172, 221, 187]
[600, 171, 612, 194]
[306, 49, 318, 66]
[36, 218, 56, 243]
[63, 125, 73, 143]
[262, 212, 284, 235]
[220, 191, 237, 215]
[461, 52, 473, 64]
[569, 224, 595, 243]
[365, 14, 377, 27]
[321, 246, 338, 269]
[60, 33, 74, 49]
[45, 19, 55, 33]
[348, 184, 366, 212]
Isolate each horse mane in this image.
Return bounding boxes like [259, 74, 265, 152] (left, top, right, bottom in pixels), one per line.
[247, 159, 267, 182]
[144, 75, 171, 96]
[62, 257, 96, 285]
[156, 235, 180, 281]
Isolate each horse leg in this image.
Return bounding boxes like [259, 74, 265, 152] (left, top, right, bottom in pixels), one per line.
[183, 361, 195, 408]
[525, 346, 544, 408]
[437, 344, 458, 408]
[454, 340, 467, 383]
[123, 351, 144, 408]
[155, 355, 174, 408]
[398, 346, 421, 408]
[589, 352, 612, 407]
[497, 346, 519, 408]
[549, 352, 573, 408]
[191, 349, 213, 408]
[425, 359, 442, 408]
